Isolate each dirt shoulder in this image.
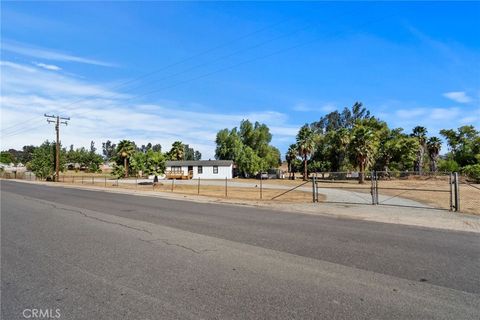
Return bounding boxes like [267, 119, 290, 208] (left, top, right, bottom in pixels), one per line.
[4, 179, 480, 234]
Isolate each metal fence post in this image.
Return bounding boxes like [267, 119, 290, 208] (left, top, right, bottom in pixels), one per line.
[105, 176, 107, 187]
[375, 171, 379, 205]
[81, 176, 84, 184]
[171, 179, 175, 192]
[197, 177, 200, 195]
[371, 171, 375, 205]
[449, 173, 453, 211]
[225, 177, 228, 198]
[312, 175, 316, 203]
[92, 176, 94, 184]
[454, 172, 460, 212]
[260, 174, 263, 200]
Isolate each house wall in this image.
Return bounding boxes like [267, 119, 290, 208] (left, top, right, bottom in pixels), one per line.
[166, 164, 232, 179]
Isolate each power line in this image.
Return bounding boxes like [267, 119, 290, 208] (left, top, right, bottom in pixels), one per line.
[1, 10, 358, 136]
[1, 17, 294, 135]
[3, 10, 393, 140]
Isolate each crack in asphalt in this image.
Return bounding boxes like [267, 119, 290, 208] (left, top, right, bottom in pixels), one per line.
[139, 238, 216, 254]
[22, 195, 215, 255]
[24, 196, 153, 236]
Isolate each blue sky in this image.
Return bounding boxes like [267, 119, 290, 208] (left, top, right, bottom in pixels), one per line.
[1, 1, 479, 158]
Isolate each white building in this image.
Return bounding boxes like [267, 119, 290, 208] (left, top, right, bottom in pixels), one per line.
[165, 160, 233, 179]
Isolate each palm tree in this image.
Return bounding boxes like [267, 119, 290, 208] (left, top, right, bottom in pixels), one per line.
[169, 141, 185, 161]
[411, 126, 428, 174]
[332, 128, 350, 171]
[349, 125, 379, 184]
[427, 137, 442, 172]
[116, 140, 135, 178]
[296, 125, 318, 181]
[286, 144, 297, 180]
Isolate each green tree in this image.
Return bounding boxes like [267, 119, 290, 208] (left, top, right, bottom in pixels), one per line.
[67, 147, 103, 173]
[0, 151, 15, 164]
[102, 140, 117, 161]
[116, 140, 136, 178]
[461, 164, 480, 183]
[169, 141, 185, 161]
[427, 137, 442, 172]
[215, 128, 243, 161]
[215, 120, 280, 177]
[375, 128, 418, 172]
[411, 126, 428, 173]
[328, 128, 350, 171]
[285, 144, 298, 180]
[438, 159, 460, 173]
[144, 150, 166, 178]
[296, 125, 319, 180]
[440, 126, 479, 167]
[194, 150, 202, 161]
[30, 141, 66, 180]
[183, 144, 196, 161]
[236, 146, 261, 177]
[349, 124, 379, 184]
[130, 151, 146, 176]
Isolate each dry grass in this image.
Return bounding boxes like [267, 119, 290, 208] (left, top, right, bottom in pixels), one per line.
[45, 174, 480, 215]
[59, 179, 320, 203]
[247, 176, 480, 215]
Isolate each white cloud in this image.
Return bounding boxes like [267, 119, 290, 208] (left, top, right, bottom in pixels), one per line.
[0, 61, 36, 72]
[443, 91, 472, 104]
[380, 105, 479, 141]
[2, 40, 115, 67]
[34, 62, 61, 71]
[293, 102, 337, 113]
[1, 61, 298, 159]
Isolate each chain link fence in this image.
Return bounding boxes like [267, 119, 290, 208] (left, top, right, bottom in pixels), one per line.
[2, 170, 478, 214]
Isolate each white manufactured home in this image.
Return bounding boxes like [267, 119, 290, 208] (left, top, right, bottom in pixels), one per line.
[165, 160, 234, 180]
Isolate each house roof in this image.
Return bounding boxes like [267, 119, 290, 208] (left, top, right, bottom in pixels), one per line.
[166, 160, 233, 167]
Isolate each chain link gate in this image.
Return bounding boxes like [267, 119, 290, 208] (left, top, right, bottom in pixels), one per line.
[367, 171, 459, 211]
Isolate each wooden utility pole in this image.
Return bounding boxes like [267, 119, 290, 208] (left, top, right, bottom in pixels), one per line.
[45, 114, 70, 182]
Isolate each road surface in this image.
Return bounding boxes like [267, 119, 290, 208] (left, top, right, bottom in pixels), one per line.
[1, 180, 479, 319]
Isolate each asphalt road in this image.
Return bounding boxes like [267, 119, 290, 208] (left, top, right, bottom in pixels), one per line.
[1, 180, 479, 319]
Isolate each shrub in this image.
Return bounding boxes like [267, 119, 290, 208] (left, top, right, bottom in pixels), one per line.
[438, 159, 460, 173]
[461, 164, 480, 183]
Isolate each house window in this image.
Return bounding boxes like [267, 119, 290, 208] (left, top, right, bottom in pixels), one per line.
[172, 166, 181, 172]
[198, 166, 203, 174]
[213, 165, 218, 174]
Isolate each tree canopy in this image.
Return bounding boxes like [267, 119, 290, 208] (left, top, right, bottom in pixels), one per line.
[215, 119, 280, 177]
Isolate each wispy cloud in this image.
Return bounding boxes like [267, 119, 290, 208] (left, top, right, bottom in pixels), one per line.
[380, 103, 479, 139]
[1, 61, 297, 159]
[2, 41, 115, 67]
[443, 91, 472, 104]
[34, 62, 61, 71]
[405, 24, 461, 65]
[293, 102, 336, 113]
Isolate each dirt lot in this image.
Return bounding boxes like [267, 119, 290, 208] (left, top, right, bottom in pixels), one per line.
[58, 178, 322, 203]
[32, 174, 480, 215]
